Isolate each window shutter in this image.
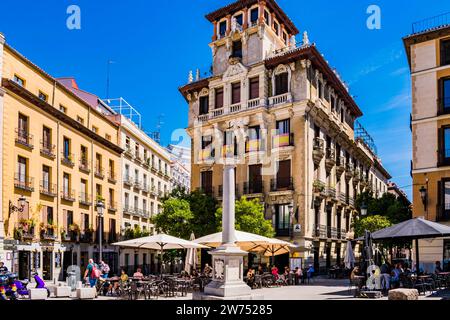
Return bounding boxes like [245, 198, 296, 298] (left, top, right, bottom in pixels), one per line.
[249, 77, 259, 100]
[232, 83, 241, 104]
[215, 88, 224, 109]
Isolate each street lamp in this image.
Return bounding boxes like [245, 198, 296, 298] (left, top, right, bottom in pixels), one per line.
[360, 203, 368, 216]
[419, 186, 427, 210]
[9, 195, 27, 217]
[96, 199, 105, 262]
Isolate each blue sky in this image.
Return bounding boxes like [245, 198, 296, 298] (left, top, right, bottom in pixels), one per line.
[1, 0, 448, 199]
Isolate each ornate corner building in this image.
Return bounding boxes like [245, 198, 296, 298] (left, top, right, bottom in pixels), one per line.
[179, 0, 391, 272]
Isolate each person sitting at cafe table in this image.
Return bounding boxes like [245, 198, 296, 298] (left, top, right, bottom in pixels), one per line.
[246, 268, 255, 288]
[257, 264, 264, 275]
[390, 264, 402, 288]
[203, 263, 212, 276]
[435, 261, 443, 274]
[133, 267, 144, 279]
[294, 267, 303, 285]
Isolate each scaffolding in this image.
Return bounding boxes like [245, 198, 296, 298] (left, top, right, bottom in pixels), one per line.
[355, 121, 378, 156]
[102, 97, 142, 129]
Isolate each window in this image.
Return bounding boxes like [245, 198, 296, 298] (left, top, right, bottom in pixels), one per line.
[201, 135, 212, 149]
[42, 126, 51, 149]
[440, 78, 450, 114]
[201, 171, 213, 195]
[275, 204, 290, 236]
[92, 126, 98, 134]
[59, 104, 67, 114]
[441, 127, 450, 165]
[264, 10, 270, 25]
[17, 156, 27, 184]
[17, 113, 29, 144]
[125, 136, 131, 149]
[109, 188, 114, 205]
[134, 196, 139, 209]
[235, 14, 243, 26]
[42, 165, 50, 191]
[273, 21, 279, 35]
[95, 153, 102, 173]
[249, 77, 259, 100]
[63, 137, 71, 158]
[199, 96, 209, 115]
[275, 72, 289, 95]
[283, 32, 288, 45]
[77, 116, 84, 125]
[276, 160, 291, 189]
[63, 173, 70, 195]
[124, 193, 129, 208]
[232, 40, 242, 58]
[231, 82, 241, 104]
[331, 96, 336, 112]
[441, 39, 450, 66]
[13, 74, 25, 87]
[250, 8, 259, 25]
[38, 91, 48, 102]
[318, 80, 324, 99]
[96, 184, 102, 198]
[215, 87, 224, 109]
[219, 21, 227, 37]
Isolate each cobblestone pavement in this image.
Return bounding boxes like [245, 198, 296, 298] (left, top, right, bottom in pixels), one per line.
[46, 278, 448, 301]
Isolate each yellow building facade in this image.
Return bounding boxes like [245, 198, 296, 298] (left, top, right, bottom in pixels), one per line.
[0, 34, 123, 281]
[404, 21, 450, 271]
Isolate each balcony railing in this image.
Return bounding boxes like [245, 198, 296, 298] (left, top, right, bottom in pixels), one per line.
[14, 222, 35, 241]
[273, 133, 294, 148]
[79, 193, 92, 206]
[327, 226, 338, 239]
[40, 181, 57, 197]
[338, 192, 346, 204]
[247, 98, 261, 109]
[338, 228, 347, 240]
[142, 183, 150, 193]
[222, 145, 237, 158]
[269, 92, 292, 106]
[270, 177, 294, 192]
[218, 185, 239, 198]
[61, 152, 75, 167]
[123, 175, 133, 186]
[95, 167, 104, 179]
[79, 231, 93, 243]
[411, 11, 450, 34]
[133, 179, 142, 190]
[15, 129, 34, 149]
[108, 172, 117, 183]
[123, 206, 135, 215]
[79, 158, 90, 173]
[108, 201, 118, 212]
[40, 141, 56, 159]
[40, 227, 57, 241]
[313, 224, 327, 238]
[61, 189, 76, 202]
[124, 146, 133, 158]
[14, 174, 34, 192]
[135, 152, 143, 163]
[243, 181, 264, 194]
[325, 186, 336, 199]
[198, 148, 215, 161]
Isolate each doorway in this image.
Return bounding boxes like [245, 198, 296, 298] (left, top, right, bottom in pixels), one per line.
[326, 243, 331, 271]
[313, 242, 320, 274]
[18, 251, 31, 280]
[43, 251, 53, 280]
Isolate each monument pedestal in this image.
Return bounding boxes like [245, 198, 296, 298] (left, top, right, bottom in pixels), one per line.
[194, 244, 263, 300]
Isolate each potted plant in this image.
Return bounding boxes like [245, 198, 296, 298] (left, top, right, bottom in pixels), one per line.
[313, 180, 325, 193]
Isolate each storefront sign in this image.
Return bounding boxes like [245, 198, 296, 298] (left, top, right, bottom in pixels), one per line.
[293, 224, 301, 233]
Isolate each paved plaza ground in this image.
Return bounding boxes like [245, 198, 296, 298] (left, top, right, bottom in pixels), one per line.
[49, 277, 449, 301]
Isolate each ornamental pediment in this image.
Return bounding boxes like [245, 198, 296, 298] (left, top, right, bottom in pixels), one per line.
[223, 61, 248, 81]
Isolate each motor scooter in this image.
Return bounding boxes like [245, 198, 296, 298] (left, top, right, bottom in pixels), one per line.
[0, 275, 8, 300]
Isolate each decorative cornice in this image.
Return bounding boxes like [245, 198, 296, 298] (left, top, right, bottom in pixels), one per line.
[2, 78, 124, 155]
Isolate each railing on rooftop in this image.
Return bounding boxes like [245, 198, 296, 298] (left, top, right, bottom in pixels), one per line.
[412, 12, 450, 34]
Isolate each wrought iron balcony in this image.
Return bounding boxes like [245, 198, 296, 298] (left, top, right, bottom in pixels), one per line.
[270, 177, 294, 192]
[61, 189, 76, 202]
[40, 226, 57, 241]
[133, 179, 142, 190]
[313, 224, 327, 238]
[15, 129, 34, 149]
[325, 148, 336, 171]
[40, 141, 55, 159]
[243, 181, 264, 194]
[79, 158, 90, 173]
[124, 146, 134, 158]
[123, 206, 135, 215]
[61, 152, 75, 167]
[14, 174, 34, 192]
[95, 167, 105, 179]
[123, 175, 133, 186]
[40, 181, 57, 197]
[108, 172, 117, 184]
[79, 193, 92, 206]
[108, 201, 118, 212]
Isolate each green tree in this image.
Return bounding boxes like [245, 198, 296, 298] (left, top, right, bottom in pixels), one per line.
[187, 189, 220, 237]
[355, 191, 411, 224]
[216, 197, 274, 238]
[152, 198, 193, 239]
[353, 215, 393, 238]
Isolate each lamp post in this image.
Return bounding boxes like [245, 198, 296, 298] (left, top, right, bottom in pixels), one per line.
[360, 202, 368, 217]
[96, 199, 105, 262]
[9, 195, 27, 217]
[419, 186, 427, 209]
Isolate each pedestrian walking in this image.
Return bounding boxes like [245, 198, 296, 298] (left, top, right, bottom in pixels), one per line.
[84, 259, 100, 288]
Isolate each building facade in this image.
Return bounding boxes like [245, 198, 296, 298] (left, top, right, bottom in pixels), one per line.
[106, 109, 172, 274]
[0, 37, 123, 280]
[166, 144, 191, 192]
[179, 0, 391, 272]
[404, 16, 450, 272]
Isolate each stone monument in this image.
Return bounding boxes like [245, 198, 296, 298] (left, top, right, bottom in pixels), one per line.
[194, 165, 263, 300]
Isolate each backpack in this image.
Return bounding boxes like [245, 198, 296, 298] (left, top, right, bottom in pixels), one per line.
[91, 264, 101, 279]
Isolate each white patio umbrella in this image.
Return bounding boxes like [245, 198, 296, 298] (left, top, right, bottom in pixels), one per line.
[113, 233, 208, 276]
[344, 241, 355, 269]
[184, 233, 199, 274]
[194, 230, 271, 251]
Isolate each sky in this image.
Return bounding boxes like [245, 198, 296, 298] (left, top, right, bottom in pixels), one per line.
[1, 0, 448, 200]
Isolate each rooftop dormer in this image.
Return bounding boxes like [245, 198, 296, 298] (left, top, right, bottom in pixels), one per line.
[206, 0, 300, 74]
